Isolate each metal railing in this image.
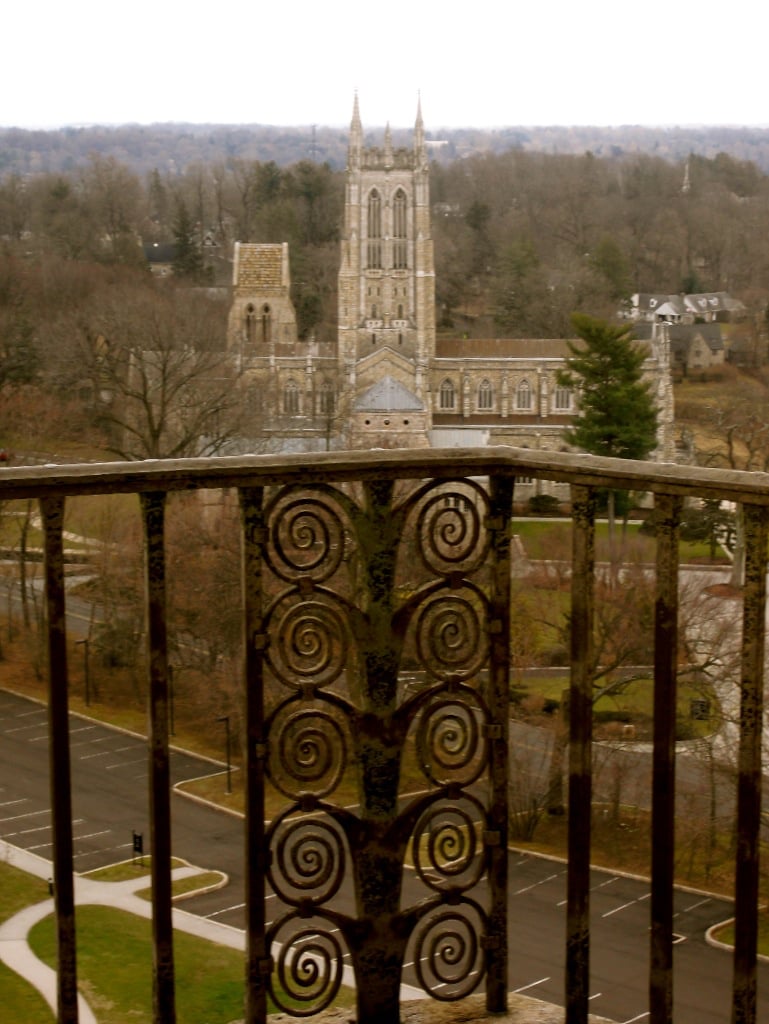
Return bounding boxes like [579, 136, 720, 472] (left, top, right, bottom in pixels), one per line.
[2, 445, 767, 1024]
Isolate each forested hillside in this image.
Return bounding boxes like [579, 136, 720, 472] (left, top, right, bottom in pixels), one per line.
[4, 122, 769, 175]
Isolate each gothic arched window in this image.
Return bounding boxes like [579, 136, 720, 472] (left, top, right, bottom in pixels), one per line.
[261, 304, 272, 345]
[478, 378, 493, 411]
[393, 188, 407, 269]
[439, 379, 456, 410]
[319, 381, 335, 416]
[516, 379, 532, 411]
[367, 189, 382, 269]
[554, 385, 573, 411]
[245, 304, 256, 346]
[284, 378, 300, 415]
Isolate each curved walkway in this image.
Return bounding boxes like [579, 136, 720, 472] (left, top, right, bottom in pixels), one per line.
[0, 838, 243, 1022]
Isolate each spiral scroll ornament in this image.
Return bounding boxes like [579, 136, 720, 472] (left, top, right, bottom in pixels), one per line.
[412, 797, 486, 892]
[267, 812, 346, 906]
[414, 484, 489, 577]
[268, 495, 347, 583]
[414, 590, 488, 681]
[265, 593, 350, 690]
[266, 702, 348, 800]
[268, 915, 345, 1016]
[415, 690, 489, 787]
[412, 906, 486, 1001]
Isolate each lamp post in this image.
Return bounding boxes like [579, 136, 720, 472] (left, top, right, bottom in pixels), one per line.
[216, 715, 232, 794]
[75, 638, 91, 706]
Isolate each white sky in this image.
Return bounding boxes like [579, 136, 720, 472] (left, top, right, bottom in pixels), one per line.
[4, 0, 769, 130]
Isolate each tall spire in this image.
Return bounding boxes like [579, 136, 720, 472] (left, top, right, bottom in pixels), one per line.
[384, 121, 393, 166]
[414, 93, 426, 163]
[348, 92, 362, 169]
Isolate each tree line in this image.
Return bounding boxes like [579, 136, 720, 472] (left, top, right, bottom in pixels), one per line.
[3, 143, 769, 462]
[3, 145, 769, 346]
[7, 122, 769, 176]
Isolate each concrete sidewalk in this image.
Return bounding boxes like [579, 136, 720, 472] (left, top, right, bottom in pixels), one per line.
[0, 836, 425, 1019]
[0, 838, 243, 1022]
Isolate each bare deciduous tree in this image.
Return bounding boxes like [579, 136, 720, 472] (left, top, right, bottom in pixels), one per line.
[73, 281, 245, 460]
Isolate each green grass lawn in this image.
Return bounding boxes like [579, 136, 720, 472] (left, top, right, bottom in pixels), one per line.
[0, 962, 53, 1023]
[714, 914, 769, 955]
[29, 905, 355, 1022]
[0, 862, 56, 1023]
[1, 858, 349, 1022]
[29, 906, 247, 1024]
[512, 518, 726, 564]
[518, 673, 714, 731]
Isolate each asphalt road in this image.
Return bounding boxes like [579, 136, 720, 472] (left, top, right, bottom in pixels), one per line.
[1, 688, 765, 1023]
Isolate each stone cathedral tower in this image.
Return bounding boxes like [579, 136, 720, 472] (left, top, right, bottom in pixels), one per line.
[338, 96, 435, 431]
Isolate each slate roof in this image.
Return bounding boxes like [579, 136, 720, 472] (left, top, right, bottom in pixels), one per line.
[633, 322, 724, 353]
[631, 292, 745, 318]
[435, 338, 571, 359]
[235, 244, 284, 289]
[353, 376, 425, 412]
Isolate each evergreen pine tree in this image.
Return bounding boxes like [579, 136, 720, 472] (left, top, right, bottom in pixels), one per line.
[558, 312, 658, 461]
[171, 198, 206, 282]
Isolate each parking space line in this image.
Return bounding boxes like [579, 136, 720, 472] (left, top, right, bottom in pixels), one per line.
[206, 902, 245, 918]
[682, 897, 711, 913]
[74, 830, 111, 842]
[602, 892, 650, 918]
[0, 809, 49, 824]
[72, 737, 112, 750]
[513, 871, 561, 895]
[514, 976, 550, 993]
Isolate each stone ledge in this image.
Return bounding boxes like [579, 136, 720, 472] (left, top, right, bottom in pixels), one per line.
[265, 991, 617, 1023]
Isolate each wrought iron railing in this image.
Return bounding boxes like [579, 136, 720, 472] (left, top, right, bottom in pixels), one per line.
[1, 446, 767, 1024]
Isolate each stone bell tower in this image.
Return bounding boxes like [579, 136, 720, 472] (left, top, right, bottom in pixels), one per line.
[337, 96, 435, 404]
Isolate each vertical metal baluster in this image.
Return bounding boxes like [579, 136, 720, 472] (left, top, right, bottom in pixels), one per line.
[240, 487, 268, 1024]
[650, 494, 682, 1024]
[732, 502, 767, 1024]
[41, 496, 79, 1024]
[485, 473, 513, 1013]
[566, 484, 596, 1024]
[140, 492, 175, 1024]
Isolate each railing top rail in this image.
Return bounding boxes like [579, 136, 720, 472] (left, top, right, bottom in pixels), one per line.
[2, 445, 769, 503]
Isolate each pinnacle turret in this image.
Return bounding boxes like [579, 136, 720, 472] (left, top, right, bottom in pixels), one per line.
[414, 94, 425, 155]
[348, 92, 363, 169]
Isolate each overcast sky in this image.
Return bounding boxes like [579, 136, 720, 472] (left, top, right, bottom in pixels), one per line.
[4, 0, 768, 131]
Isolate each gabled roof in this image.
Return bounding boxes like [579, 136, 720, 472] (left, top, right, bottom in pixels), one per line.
[634, 294, 681, 314]
[669, 323, 724, 350]
[655, 299, 686, 318]
[683, 292, 745, 315]
[353, 376, 425, 412]
[633, 322, 724, 352]
[435, 338, 571, 359]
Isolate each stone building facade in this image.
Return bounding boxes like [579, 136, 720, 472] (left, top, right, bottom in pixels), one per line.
[226, 99, 675, 478]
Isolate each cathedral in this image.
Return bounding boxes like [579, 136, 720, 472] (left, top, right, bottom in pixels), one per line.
[226, 98, 675, 487]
